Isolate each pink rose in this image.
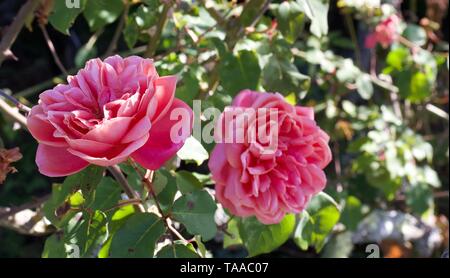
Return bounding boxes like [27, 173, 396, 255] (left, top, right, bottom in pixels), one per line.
[27, 55, 192, 177]
[365, 14, 401, 48]
[208, 90, 332, 224]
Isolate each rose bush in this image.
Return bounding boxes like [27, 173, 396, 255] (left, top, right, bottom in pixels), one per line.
[0, 0, 447, 259]
[27, 55, 193, 177]
[209, 90, 332, 224]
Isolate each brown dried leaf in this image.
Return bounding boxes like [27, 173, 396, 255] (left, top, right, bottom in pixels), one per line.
[0, 147, 22, 184]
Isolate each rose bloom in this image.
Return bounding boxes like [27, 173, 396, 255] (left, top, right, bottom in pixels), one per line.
[365, 14, 401, 48]
[27, 55, 192, 177]
[208, 90, 332, 224]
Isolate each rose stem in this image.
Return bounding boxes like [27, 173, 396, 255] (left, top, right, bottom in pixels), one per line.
[107, 165, 145, 213]
[128, 159, 188, 243]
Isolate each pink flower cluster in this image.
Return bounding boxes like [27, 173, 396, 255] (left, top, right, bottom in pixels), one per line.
[365, 14, 401, 48]
[27, 56, 192, 177]
[208, 90, 332, 224]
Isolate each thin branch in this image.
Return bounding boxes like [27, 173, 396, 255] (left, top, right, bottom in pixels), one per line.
[426, 103, 449, 121]
[0, 97, 28, 128]
[0, 195, 49, 220]
[167, 218, 189, 242]
[128, 161, 165, 217]
[103, 198, 143, 213]
[0, 0, 43, 66]
[198, 0, 226, 26]
[104, 3, 130, 57]
[129, 159, 188, 243]
[107, 165, 145, 213]
[144, 2, 173, 58]
[39, 24, 68, 75]
[344, 12, 362, 68]
[197, 0, 269, 100]
[0, 89, 31, 112]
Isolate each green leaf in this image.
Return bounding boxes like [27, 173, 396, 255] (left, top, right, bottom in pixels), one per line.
[219, 50, 261, 96]
[240, 0, 267, 27]
[83, 0, 124, 31]
[223, 218, 243, 248]
[155, 169, 178, 214]
[194, 235, 207, 257]
[43, 184, 76, 228]
[123, 17, 140, 49]
[177, 136, 209, 166]
[340, 196, 364, 231]
[42, 234, 68, 258]
[156, 243, 200, 258]
[89, 177, 122, 212]
[403, 24, 427, 47]
[68, 192, 85, 208]
[64, 210, 108, 257]
[238, 214, 295, 257]
[98, 204, 136, 258]
[302, 0, 329, 37]
[134, 4, 157, 29]
[386, 47, 410, 71]
[175, 170, 203, 194]
[274, 2, 305, 43]
[409, 71, 430, 103]
[172, 190, 217, 241]
[176, 68, 201, 103]
[75, 44, 97, 69]
[262, 54, 310, 95]
[336, 59, 360, 82]
[42, 166, 103, 228]
[79, 165, 105, 206]
[406, 183, 434, 216]
[110, 213, 166, 258]
[151, 170, 168, 195]
[356, 74, 374, 100]
[294, 193, 340, 252]
[49, 0, 87, 34]
[321, 231, 353, 258]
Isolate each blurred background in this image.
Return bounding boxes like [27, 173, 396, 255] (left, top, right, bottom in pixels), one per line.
[0, 0, 448, 258]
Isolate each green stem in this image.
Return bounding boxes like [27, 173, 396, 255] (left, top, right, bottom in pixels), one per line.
[344, 12, 362, 68]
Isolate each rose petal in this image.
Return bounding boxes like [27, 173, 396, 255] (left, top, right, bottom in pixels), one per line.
[68, 133, 149, 167]
[151, 75, 177, 122]
[131, 98, 192, 170]
[83, 117, 133, 144]
[27, 106, 67, 147]
[36, 144, 88, 177]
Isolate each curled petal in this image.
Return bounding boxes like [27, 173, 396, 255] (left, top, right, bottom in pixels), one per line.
[36, 144, 88, 177]
[27, 106, 67, 147]
[132, 99, 192, 170]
